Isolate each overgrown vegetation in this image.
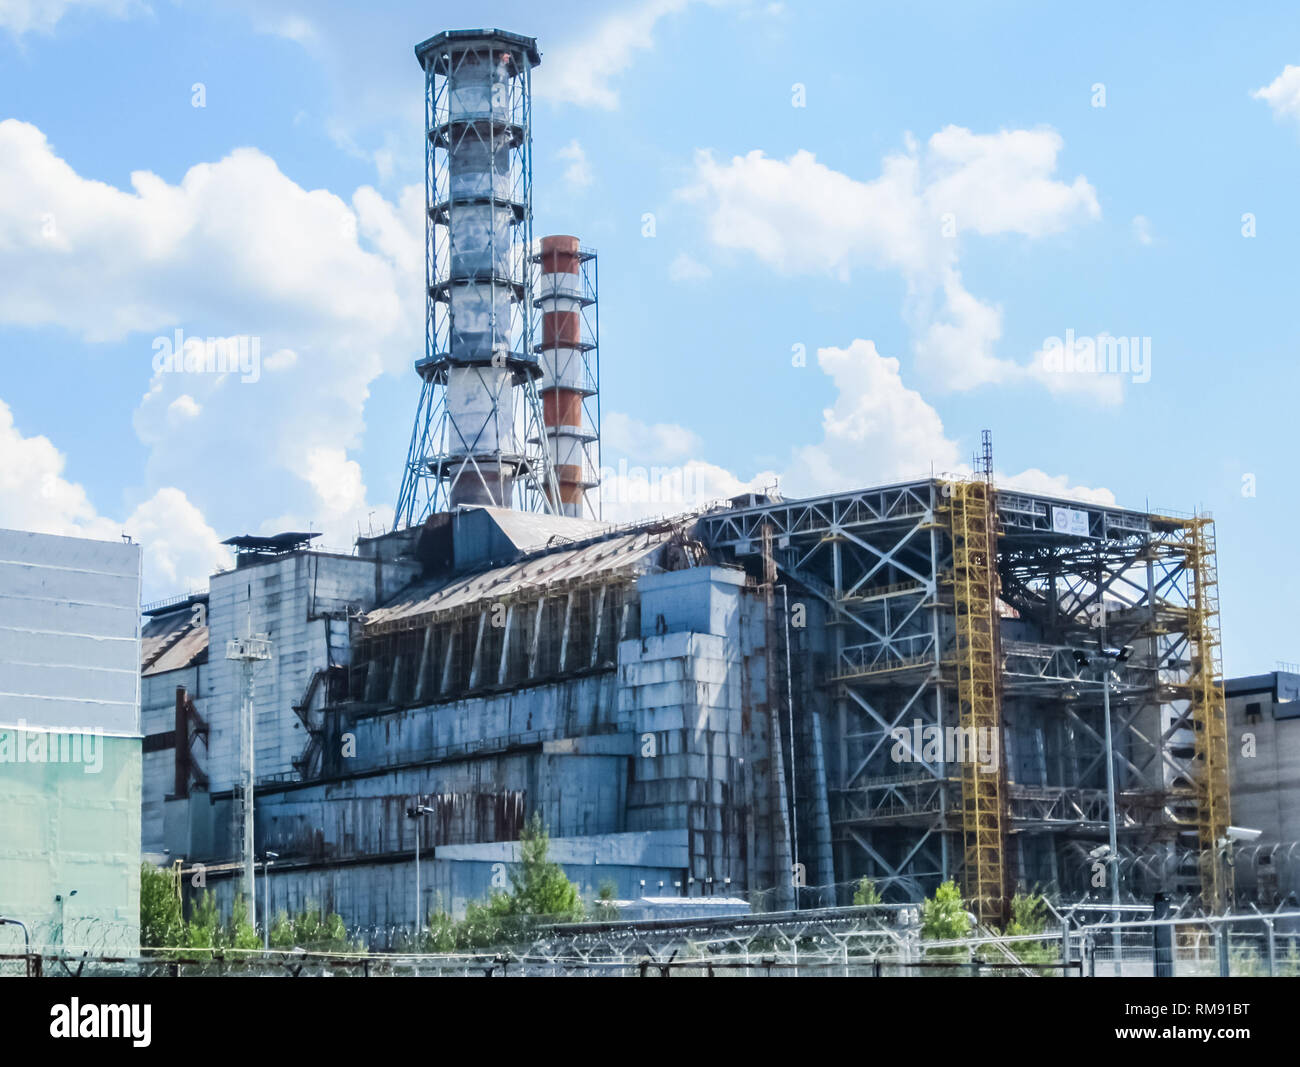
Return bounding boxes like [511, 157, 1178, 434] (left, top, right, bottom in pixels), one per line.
[1002, 890, 1059, 970]
[417, 813, 585, 951]
[852, 877, 883, 906]
[921, 880, 971, 941]
[138, 861, 351, 957]
[920, 879, 972, 964]
[139, 862, 183, 948]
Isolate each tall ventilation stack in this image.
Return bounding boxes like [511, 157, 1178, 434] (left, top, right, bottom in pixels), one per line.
[395, 29, 557, 527]
[534, 235, 601, 519]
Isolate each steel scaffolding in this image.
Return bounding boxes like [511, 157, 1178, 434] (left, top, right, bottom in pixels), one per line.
[943, 479, 1007, 923]
[396, 30, 558, 527]
[1183, 516, 1232, 910]
[700, 480, 1230, 917]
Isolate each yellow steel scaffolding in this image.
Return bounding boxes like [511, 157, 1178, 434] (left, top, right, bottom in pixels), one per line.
[1186, 516, 1232, 911]
[945, 479, 1007, 923]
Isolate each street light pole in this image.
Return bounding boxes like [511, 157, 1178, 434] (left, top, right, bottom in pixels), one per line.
[407, 804, 432, 934]
[262, 851, 278, 950]
[54, 889, 77, 954]
[1100, 662, 1121, 972]
[1098, 584, 1121, 974]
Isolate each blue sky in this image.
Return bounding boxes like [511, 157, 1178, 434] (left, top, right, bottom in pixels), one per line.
[0, 0, 1298, 673]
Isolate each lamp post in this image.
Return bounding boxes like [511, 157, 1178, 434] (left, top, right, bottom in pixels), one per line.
[54, 889, 77, 954]
[406, 804, 433, 934]
[1074, 638, 1132, 973]
[262, 851, 278, 950]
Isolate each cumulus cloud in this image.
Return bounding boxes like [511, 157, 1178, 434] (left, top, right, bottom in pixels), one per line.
[784, 339, 962, 494]
[534, 0, 695, 110]
[600, 338, 1112, 525]
[1253, 64, 1300, 124]
[599, 458, 778, 524]
[0, 120, 425, 555]
[0, 398, 229, 596]
[679, 126, 1102, 393]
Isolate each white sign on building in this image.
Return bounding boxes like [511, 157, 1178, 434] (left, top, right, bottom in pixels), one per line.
[1051, 506, 1091, 538]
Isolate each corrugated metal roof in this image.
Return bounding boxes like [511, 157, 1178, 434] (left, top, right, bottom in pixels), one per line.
[478, 506, 610, 553]
[144, 626, 209, 676]
[141, 610, 209, 676]
[364, 527, 672, 633]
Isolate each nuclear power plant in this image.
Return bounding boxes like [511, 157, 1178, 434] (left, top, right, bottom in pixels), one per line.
[133, 28, 1237, 938]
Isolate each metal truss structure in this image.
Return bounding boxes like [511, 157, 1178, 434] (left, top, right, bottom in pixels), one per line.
[396, 31, 558, 527]
[700, 480, 1231, 915]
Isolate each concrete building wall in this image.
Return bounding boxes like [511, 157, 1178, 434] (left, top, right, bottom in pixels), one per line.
[201, 829, 689, 934]
[141, 664, 201, 854]
[1226, 672, 1300, 902]
[0, 528, 142, 954]
[200, 551, 419, 793]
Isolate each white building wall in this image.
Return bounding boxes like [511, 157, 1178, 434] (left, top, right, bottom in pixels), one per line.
[0, 528, 143, 955]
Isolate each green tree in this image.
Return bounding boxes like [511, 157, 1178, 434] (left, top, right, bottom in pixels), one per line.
[1003, 891, 1058, 970]
[415, 814, 585, 951]
[507, 813, 583, 922]
[184, 891, 221, 958]
[852, 877, 882, 907]
[922, 880, 971, 940]
[139, 863, 184, 948]
[226, 896, 262, 952]
[921, 880, 971, 965]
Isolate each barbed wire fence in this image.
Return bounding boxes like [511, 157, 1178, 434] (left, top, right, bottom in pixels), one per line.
[8, 838, 1300, 976]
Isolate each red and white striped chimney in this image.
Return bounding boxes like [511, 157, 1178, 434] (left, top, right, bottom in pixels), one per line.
[535, 235, 599, 518]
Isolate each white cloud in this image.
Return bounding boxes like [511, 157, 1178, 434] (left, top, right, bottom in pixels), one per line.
[0, 397, 229, 596]
[679, 126, 1102, 393]
[166, 394, 202, 424]
[922, 126, 1100, 237]
[1024, 338, 1127, 404]
[0, 119, 425, 557]
[1131, 214, 1154, 245]
[557, 139, 593, 190]
[994, 467, 1114, 506]
[599, 457, 777, 524]
[909, 267, 1009, 390]
[600, 337, 1113, 524]
[252, 12, 317, 46]
[120, 488, 232, 595]
[0, 0, 141, 36]
[1253, 64, 1300, 123]
[668, 252, 711, 282]
[302, 446, 367, 520]
[783, 339, 1113, 502]
[603, 412, 703, 464]
[534, 0, 694, 110]
[784, 339, 963, 494]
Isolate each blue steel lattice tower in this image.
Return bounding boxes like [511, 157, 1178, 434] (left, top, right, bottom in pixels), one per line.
[396, 29, 557, 526]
